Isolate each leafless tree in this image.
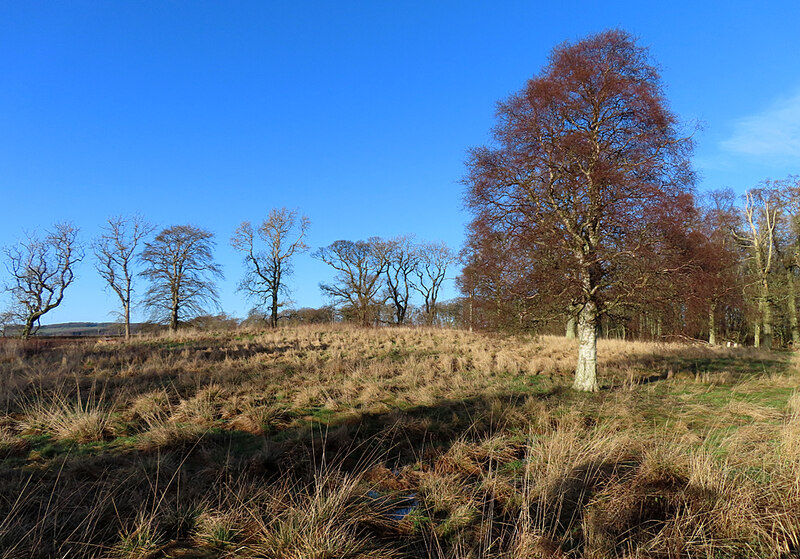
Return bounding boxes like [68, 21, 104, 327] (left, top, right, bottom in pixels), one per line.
[413, 241, 455, 325]
[0, 310, 14, 337]
[733, 188, 779, 348]
[231, 208, 310, 328]
[140, 225, 223, 331]
[3, 223, 83, 339]
[384, 236, 417, 325]
[93, 215, 154, 339]
[314, 237, 391, 326]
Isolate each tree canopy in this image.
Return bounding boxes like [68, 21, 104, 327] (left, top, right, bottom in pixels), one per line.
[464, 29, 695, 390]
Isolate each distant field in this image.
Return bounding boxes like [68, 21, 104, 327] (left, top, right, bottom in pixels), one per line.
[2, 322, 144, 338]
[0, 326, 798, 558]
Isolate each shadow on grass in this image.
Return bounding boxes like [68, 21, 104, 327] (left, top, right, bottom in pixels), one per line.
[0, 386, 572, 557]
[601, 344, 793, 387]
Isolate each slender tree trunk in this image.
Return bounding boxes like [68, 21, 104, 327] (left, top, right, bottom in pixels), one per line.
[271, 267, 281, 328]
[759, 294, 773, 349]
[752, 237, 772, 348]
[468, 292, 473, 333]
[271, 290, 279, 329]
[573, 300, 599, 392]
[754, 322, 761, 348]
[708, 303, 716, 346]
[124, 280, 132, 340]
[170, 289, 179, 332]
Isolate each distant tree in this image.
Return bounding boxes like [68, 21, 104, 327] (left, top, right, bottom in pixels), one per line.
[433, 298, 464, 328]
[693, 190, 744, 345]
[140, 225, 223, 331]
[185, 313, 240, 331]
[314, 238, 391, 326]
[241, 307, 270, 328]
[733, 187, 780, 348]
[3, 223, 83, 339]
[774, 177, 800, 346]
[92, 215, 154, 339]
[0, 310, 12, 337]
[413, 242, 456, 325]
[231, 208, 310, 328]
[465, 30, 694, 391]
[280, 306, 336, 325]
[384, 236, 417, 325]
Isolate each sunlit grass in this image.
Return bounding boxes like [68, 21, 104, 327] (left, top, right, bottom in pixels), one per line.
[0, 325, 798, 557]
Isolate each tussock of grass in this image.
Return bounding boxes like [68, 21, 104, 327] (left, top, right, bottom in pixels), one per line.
[19, 387, 113, 443]
[249, 470, 399, 559]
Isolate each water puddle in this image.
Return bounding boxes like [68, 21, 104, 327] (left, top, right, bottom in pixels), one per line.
[367, 490, 419, 521]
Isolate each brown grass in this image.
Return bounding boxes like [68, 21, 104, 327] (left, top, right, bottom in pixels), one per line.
[0, 324, 798, 557]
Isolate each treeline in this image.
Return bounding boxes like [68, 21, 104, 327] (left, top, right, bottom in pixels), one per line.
[0, 209, 458, 339]
[459, 176, 800, 348]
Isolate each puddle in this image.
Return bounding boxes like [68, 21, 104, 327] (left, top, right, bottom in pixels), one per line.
[366, 490, 419, 521]
[388, 492, 418, 521]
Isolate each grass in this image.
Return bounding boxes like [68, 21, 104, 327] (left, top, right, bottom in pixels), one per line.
[0, 325, 798, 557]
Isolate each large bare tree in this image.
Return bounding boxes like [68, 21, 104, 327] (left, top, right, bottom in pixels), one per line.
[465, 30, 694, 391]
[413, 241, 455, 325]
[93, 215, 154, 339]
[140, 225, 223, 331]
[3, 223, 83, 339]
[384, 236, 417, 325]
[314, 238, 391, 326]
[231, 208, 310, 328]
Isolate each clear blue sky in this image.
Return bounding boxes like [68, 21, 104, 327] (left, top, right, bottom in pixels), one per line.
[2, 1, 799, 324]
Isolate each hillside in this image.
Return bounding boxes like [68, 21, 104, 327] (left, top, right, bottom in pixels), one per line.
[0, 326, 798, 557]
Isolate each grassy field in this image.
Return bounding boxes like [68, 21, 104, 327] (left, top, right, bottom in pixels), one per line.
[0, 325, 799, 558]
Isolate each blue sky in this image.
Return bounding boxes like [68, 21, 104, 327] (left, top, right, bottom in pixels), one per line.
[2, 1, 799, 324]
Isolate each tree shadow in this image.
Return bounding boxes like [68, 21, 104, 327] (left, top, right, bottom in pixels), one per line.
[601, 344, 793, 387]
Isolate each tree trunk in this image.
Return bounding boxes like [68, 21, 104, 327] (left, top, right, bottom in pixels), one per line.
[271, 267, 281, 328]
[708, 303, 716, 346]
[566, 303, 579, 339]
[759, 296, 773, 349]
[566, 315, 577, 339]
[573, 300, 599, 392]
[754, 322, 761, 348]
[21, 317, 35, 340]
[468, 292, 473, 333]
[271, 290, 279, 329]
[170, 304, 179, 332]
[124, 280, 132, 340]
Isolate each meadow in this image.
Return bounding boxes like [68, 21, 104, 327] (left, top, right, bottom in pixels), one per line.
[0, 325, 798, 558]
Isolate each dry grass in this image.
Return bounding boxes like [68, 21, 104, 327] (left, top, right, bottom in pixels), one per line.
[18, 385, 114, 443]
[0, 325, 798, 557]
